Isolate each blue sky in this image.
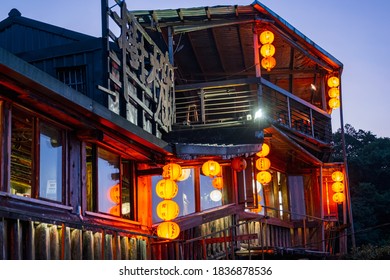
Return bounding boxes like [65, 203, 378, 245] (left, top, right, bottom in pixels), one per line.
[2, 0, 389, 137]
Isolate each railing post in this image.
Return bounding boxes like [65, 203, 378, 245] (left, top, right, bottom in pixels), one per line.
[199, 89, 206, 124]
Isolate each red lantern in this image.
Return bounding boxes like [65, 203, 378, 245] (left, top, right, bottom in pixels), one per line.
[231, 157, 247, 172]
[212, 177, 224, 189]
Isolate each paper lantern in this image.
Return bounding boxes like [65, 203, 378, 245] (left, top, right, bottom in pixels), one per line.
[108, 184, 120, 204]
[156, 200, 180, 221]
[260, 43, 276, 58]
[261, 56, 276, 71]
[256, 157, 271, 171]
[177, 168, 191, 181]
[328, 87, 340, 98]
[256, 143, 270, 157]
[332, 182, 344, 193]
[259, 30, 274, 44]
[332, 192, 345, 204]
[329, 98, 340, 109]
[332, 171, 344, 182]
[156, 179, 178, 199]
[231, 157, 247, 172]
[157, 221, 180, 239]
[256, 171, 272, 184]
[327, 76, 340, 88]
[210, 190, 222, 202]
[109, 205, 120, 216]
[162, 163, 182, 181]
[202, 160, 221, 177]
[212, 176, 224, 189]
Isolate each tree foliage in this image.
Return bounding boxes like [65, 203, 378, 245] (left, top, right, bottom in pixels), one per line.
[333, 124, 390, 247]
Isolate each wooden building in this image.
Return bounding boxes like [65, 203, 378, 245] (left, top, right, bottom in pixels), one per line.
[0, 0, 352, 260]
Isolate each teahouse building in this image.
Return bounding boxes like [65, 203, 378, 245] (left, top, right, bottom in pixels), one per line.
[0, 0, 352, 259]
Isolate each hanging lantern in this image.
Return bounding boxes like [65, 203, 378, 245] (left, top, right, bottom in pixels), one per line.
[332, 171, 344, 182]
[156, 200, 180, 221]
[259, 30, 274, 44]
[210, 189, 222, 202]
[327, 76, 340, 88]
[212, 176, 224, 189]
[162, 163, 182, 181]
[109, 205, 120, 216]
[157, 221, 181, 239]
[108, 184, 120, 204]
[177, 168, 191, 181]
[332, 182, 344, 193]
[328, 87, 340, 98]
[256, 143, 270, 157]
[261, 56, 276, 71]
[202, 160, 221, 177]
[256, 157, 271, 171]
[156, 179, 178, 199]
[329, 98, 340, 109]
[256, 171, 272, 184]
[332, 192, 345, 204]
[260, 43, 276, 57]
[231, 157, 247, 172]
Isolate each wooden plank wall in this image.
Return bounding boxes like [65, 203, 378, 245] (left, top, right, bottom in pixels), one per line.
[0, 217, 147, 260]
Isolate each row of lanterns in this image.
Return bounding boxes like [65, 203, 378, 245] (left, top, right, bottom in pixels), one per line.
[259, 30, 276, 71]
[155, 163, 183, 240]
[328, 76, 341, 109]
[331, 170, 345, 204]
[255, 143, 272, 184]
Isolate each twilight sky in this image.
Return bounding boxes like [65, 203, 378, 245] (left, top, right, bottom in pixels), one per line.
[1, 0, 389, 137]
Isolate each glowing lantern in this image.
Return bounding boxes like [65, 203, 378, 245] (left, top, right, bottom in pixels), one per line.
[256, 143, 270, 157]
[332, 182, 344, 193]
[177, 168, 191, 181]
[332, 171, 344, 182]
[157, 221, 180, 239]
[202, 160, 221, 177]
[261, 56, 276, 71]
[162, 163, 182, 181]
[327, 76, 340, 88]
[328, 87, 340, 98]
[329, 98, 340, 109]
[156, 200, 180, 221]
[332, 192, 345, 204]
[256, 171, 272, 184]
[259, 30, 274, 44]
[156, 179, 178, 199]
[212, 176, 224, 189]
[210, 190, 222, 202]
[109, 205, 120, 216]
[231, 157, 247, 172]
[256, 157, 271, 171]
[260, 43, 276, 58]
[108, 184, 120, 204]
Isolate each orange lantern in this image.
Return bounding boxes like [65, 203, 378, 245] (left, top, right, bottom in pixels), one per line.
[332, 171, 344, 182]
[156, 179, 178, 199]
[108, 184, 120, 204]
[329, 98, 340, 109]
[327, 76, 340, 88]
[256, 157, 271, 171]
[212, 176, 224, 189]
[261, 56, 276, 71]
[162, 163, 182, 181]
[260, 43, 276, 57]
[157, 221, 180, 239]
[328, 87, 340, 98]
[256, 143, 270, 157]
[156, 200, 180, 221]
[332, 192, 345, 204]
[256, 171, 272, 184]
[332, 182, 344, 193]
[231, 157, 247, 172]
[259, 30, 274, 44]
[109, 205, 120, 216]
[202, 160, 221, 177]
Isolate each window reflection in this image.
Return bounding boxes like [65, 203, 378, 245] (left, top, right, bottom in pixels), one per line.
[200, 175, 222, 211]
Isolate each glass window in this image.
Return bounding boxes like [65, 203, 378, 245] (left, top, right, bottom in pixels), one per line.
[200, 174, 222, 211]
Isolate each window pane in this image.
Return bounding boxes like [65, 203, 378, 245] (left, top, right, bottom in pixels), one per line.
[98, 148, 120, 216]
[200, 173, 222, 211]
[10, 109, 33, 197]
[39, 123, 63, 202]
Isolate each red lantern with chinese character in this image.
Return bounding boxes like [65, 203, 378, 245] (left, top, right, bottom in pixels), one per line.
[256, 157, 271, 171]
[156, 200, 180, 221]
[256, 171, 272, 184]
[162, 163, 182, 181]
[156, 179, 178, 199]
